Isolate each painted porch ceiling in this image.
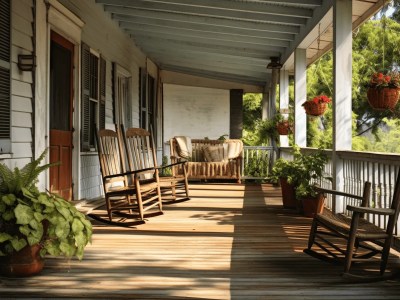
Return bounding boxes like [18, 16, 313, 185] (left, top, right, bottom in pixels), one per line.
[95, 0, 383, 87]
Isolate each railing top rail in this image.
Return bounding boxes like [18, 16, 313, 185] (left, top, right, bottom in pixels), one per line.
[280, 147, 400, 165]
[336, 150, 400, 165]
[244, 146, 274, 150]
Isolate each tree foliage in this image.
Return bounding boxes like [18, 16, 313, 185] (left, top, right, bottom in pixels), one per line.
[305, 11, 400, 152]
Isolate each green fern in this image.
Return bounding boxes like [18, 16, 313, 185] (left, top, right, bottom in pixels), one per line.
[0, 149, 59, 196]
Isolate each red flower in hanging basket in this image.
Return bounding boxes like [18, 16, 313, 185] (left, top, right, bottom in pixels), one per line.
[369, 71, 400, 89]
[302, 95, 331, 116]
[367, 71, 400, 111]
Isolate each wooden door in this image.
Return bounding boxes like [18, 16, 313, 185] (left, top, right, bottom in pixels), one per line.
[49, 31, 74, 200]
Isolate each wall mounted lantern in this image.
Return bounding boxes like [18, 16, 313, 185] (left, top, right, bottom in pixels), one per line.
[17, 54, 36, 71]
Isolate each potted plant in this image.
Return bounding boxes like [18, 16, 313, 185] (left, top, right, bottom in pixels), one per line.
[367, 71, 400, 111]
[302, 95, 331, 116]
[0, 150, 93, 277]
[271, 159, 298, 209]
[271, 148, 303, 209]
[291, 148, 330, 218]
[271, 145, 330, 215]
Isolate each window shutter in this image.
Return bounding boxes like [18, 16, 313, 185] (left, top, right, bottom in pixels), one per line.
[0, 68, 10, 139]
[0, 0, 10, 62]
[81, 42, 90, 151]
[126, 79, 132, 128]
[0, 0, 11, 141]
[99, 56, 106, 129]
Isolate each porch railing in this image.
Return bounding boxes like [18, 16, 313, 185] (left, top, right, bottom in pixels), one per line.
[242, 146, 276, 180]
[280, 147, 400, 242]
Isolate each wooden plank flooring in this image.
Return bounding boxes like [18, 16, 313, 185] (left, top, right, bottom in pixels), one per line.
[1, 183, 400, 299]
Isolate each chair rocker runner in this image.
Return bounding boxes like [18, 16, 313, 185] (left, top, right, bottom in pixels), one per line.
[122, 126, 190, 203]
[304, 173, 400, 280]
[95, 128, 162, 223]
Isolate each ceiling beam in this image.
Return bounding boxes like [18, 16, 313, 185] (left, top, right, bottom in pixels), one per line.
[145, 49, 270, 66]
[97, 0, 314, 18]
[107, 8, 301, 34]
[252, 0, 322, 6]
[147, 53, 269, 73]
[133, 37, 281, 59]
[98, 1, 307, 26]
[117, 16, 295, 41]
[160, 64, 267, 86]
[124, 25, 290, 48]
[158, 59, 268, 79]
[132, 33, 286, 53]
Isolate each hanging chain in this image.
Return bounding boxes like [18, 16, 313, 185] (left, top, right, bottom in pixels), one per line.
[382, 0, 386, 71]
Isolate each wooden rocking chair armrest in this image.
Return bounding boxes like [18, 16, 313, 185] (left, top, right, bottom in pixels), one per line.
[347, 205, 395, 216]
[103, 167, 156, 180]
[314, 187, 365, 201]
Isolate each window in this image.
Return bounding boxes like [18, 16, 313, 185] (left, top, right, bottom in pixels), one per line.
[113, 63, 132, 128]
[81, 43, 105, 151]
[139, 68, 157, 142]
[0, 0, 11, 154]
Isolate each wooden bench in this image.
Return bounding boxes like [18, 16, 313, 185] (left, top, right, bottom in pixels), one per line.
[169, 138, 243, 183]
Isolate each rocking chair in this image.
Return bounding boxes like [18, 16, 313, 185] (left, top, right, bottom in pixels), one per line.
[304, 172, 400, 280]
[121, 125, 190, 202]
[95, 128, 162, 222]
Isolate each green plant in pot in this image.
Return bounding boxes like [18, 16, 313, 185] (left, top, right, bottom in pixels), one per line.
[290, 147, 330, 218]
[271, 146, 303, 209]
[271, 145, 329, 214]
[0, 150, 93, 276]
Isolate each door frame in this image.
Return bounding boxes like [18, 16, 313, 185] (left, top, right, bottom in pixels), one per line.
[49, 30, 74, 200]
[35, 0, 84, 199]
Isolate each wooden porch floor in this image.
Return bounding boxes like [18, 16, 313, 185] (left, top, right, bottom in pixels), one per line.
[1, 183, 400, 299]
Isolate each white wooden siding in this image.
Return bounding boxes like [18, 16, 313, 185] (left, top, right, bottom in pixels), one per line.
[80, 153, 103, 200]
[9, 0, 34, 165]
[12, 95, 32, 113]
[11, 127, 31, 143]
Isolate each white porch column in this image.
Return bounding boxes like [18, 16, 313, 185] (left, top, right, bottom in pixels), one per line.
[279, 69, 290, 147]
[262, 85, 269, 121]
[294, 48, 307, 147]
[270, 69, 279, 118]
[333, 0, 353, 213]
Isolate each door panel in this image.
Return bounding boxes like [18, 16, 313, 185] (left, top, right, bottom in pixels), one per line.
[49, 31, 74, 200]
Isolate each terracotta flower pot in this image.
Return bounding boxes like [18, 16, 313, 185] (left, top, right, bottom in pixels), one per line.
[276, 121, 291, 135]
[0, 244, 44, 277]
[367, 87, 399, 111]
[279, 177, 297, 209]
[303, 101, 327, 116]
[301, 193, 325, 218]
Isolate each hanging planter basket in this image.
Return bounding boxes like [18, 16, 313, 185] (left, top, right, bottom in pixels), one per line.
[303, 101, 327, 116]
[367, 87, 399, 111]
[276, 121, 291, 135]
